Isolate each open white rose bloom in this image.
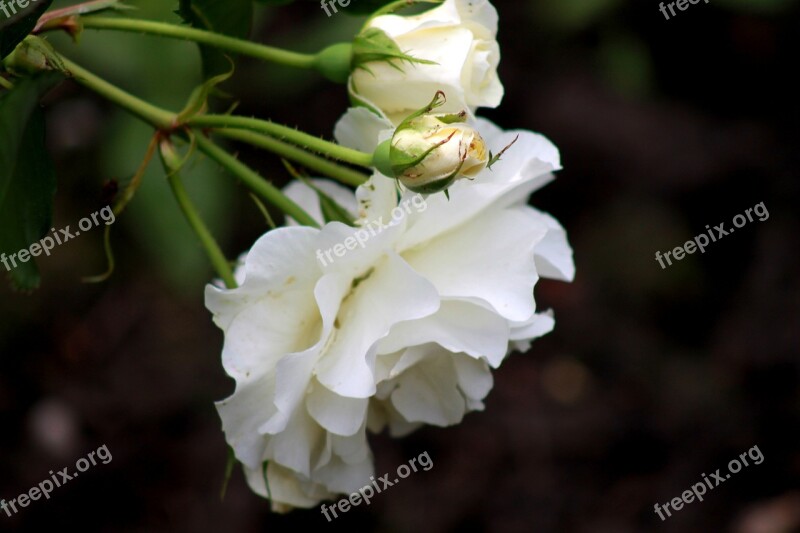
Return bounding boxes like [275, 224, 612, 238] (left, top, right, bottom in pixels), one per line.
[205, 107, 575, 510]
[351, 0, 504, 124]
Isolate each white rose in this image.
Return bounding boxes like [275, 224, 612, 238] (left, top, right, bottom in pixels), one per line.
[206, 113, 573, 510]
[339, 108, 574, 435]
[351, 0, 504, 124]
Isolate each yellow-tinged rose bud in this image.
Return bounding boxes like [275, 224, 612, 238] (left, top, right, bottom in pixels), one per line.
[373, 91, 490, 195]
[392, 116, 488, 194]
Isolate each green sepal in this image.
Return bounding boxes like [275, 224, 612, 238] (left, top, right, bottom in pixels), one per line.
[487, 134, 520, 169]
[390, 130, 455, 176]
[352, 27, 436, 75]
[395, 90, 446, 131]
[436, 110, 468, 124]
[404, 175, 456, 195]
[2, 36, 68, 77]
[220, 446, 236, 501]
[177, 62, 235, 124]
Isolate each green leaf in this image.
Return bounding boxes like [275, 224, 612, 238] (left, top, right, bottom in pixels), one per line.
[177, 0, 253, 79]
[0, 72, 63, 291]
[0, 0, 54, 59]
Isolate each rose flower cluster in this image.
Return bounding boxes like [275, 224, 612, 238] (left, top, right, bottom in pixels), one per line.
[205, 0, 575, 510]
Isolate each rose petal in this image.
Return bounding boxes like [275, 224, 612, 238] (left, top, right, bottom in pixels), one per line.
[315, 252, 440, 398]
[403, 206, 548, 322]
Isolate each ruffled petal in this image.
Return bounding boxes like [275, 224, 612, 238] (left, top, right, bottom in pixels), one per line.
[377, 300, 509, 367]
[531, 209, 576, 282]
[388, 349, 466, 426]
[403, 206, 548, 322]
[244, 461, 332, 510]
[306, 380, 369, 437]
[509, 310, 556, 353]
[315, 252, 440, 398]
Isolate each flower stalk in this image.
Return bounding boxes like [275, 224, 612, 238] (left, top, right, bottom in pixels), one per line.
[194, 135, 321, 228]
[188, 115, 374, 168]
[160, 139, 238, 289]
[215, 128, 368, 187]
[76, 16, 318, 70]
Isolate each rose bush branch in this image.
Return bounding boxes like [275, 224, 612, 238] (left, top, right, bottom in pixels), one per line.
[7, 43, 361, 221]
[215, 129, 368, 187]
[188, 115, 374, 169]
[52, 50, 371, 182]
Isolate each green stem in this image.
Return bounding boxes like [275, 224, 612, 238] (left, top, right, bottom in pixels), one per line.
[189, 115, 374, 168]
[59, 54, 176, 128]
[51, 53, 321, 229]
[194, 134, 320, 228]
[80, 16, 317, 70]
[216, 128, 368, 187]
[58, 55, 372, 186]
[164, 164, 238, 289]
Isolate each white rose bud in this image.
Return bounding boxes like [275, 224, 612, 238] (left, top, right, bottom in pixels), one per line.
[373, 91, 492, 195]
[392, 115, 488, 194]
[350, 0, 504, 124]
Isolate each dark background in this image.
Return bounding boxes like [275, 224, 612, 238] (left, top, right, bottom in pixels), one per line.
[1, 0, 798, 531]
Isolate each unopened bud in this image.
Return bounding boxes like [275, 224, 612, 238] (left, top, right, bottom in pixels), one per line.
[373, 91, 489, 195]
